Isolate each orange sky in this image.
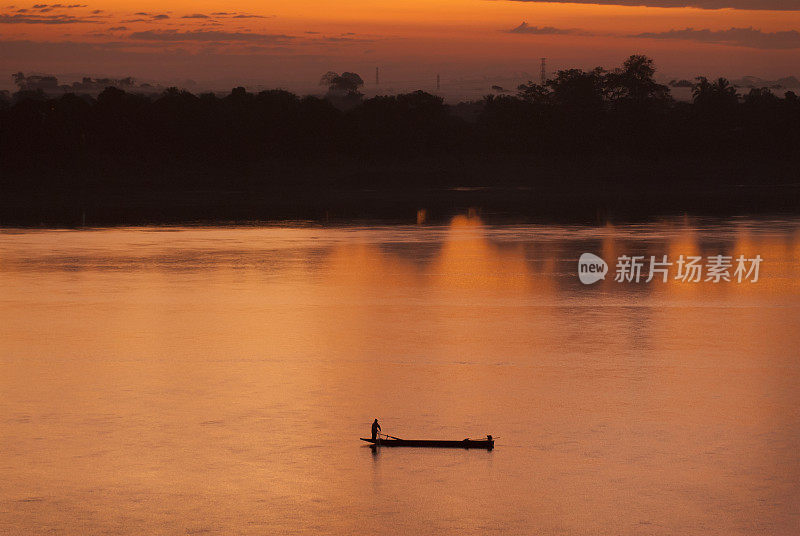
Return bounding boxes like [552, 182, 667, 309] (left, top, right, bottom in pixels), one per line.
[1, 0, 799, 93]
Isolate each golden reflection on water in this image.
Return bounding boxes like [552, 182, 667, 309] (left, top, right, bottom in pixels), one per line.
[0, 216, 799, 535]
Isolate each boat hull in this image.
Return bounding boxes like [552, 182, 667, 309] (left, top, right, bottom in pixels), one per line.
[360, 438, 494, 449]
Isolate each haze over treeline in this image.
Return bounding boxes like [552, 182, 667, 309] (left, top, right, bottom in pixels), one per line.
[2, 56, 799, 225]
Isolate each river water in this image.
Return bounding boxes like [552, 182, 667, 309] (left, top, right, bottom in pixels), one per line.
[1, 217, 799, 535]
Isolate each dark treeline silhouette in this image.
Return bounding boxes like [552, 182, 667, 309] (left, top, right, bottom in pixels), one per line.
[2, 55, 799, 225]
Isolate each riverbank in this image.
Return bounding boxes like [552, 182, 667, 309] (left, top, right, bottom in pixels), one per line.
[2, 155, 798, 226]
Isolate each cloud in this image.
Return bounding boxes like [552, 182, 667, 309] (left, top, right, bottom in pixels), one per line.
[181, 13, 209, 19]
[632, 26, 800, 48]
[128, 29, 294, 43]
[0, 12, 99, 23]
[503, 0, 800, 10]
[151, 14, 168, 20]
[506, 22, 583, 35]
[108, 25, 127, 31]
[317, 35, 376, 43]
[29, 3, 88, 8]
[208, 11, 272, 18]
[504, 21, 800, 50]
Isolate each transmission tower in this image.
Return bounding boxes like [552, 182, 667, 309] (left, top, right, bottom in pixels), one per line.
[540, 58, 547, 85]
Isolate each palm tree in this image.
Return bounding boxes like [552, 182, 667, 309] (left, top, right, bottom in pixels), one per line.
[692, 77, 738, 107]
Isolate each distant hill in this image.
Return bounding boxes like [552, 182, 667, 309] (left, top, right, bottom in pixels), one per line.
[11, 72, 165, 96]
[732, 75, 800, 89]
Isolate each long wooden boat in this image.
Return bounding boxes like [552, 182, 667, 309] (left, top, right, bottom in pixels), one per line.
[360, 436, 494, 449]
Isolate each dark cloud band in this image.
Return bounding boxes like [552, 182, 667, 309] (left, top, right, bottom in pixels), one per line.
[505, 0, 800, 11]
[129, 30, 294, 43]
[0, 13, 99, 23]
[506, 21, 800, 49]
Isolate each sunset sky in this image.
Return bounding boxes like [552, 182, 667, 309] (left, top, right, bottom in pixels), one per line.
[1, 0, 799, 92]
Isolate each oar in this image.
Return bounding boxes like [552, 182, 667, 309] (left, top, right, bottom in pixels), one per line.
[381, 433, 403, 440]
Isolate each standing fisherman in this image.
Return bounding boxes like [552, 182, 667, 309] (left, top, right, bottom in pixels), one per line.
[371, 419, 381, 441]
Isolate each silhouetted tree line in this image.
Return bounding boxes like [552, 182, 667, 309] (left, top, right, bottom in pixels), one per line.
[2, 55, 799, 192]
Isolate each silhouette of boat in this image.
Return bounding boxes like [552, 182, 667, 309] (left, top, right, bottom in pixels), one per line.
[360, 435, 494, 449]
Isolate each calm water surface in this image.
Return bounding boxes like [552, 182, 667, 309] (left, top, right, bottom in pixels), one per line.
[1, 217, 799, 535]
